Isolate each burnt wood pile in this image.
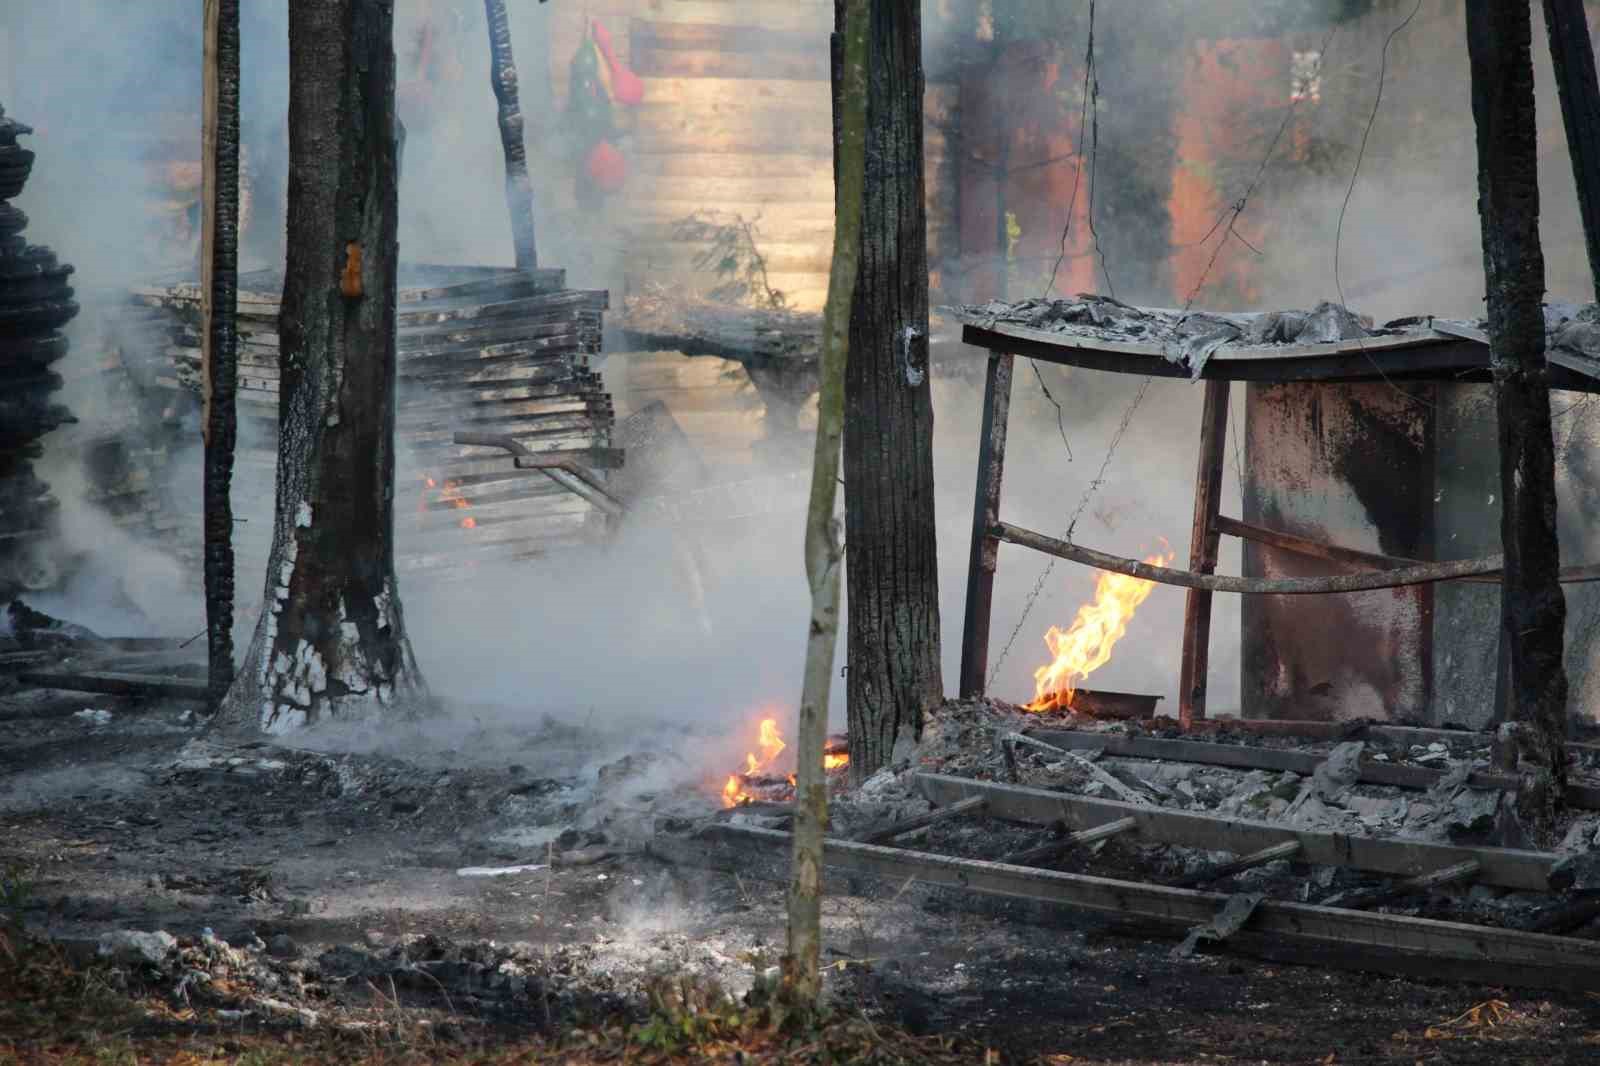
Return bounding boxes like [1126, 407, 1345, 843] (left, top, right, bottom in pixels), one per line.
[0, 105, 77, 599]
[84, 265, 617, 589]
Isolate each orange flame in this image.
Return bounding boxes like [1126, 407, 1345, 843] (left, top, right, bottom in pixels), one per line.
[722, 720, 849, 807]
[1026, 545, 1174, 711]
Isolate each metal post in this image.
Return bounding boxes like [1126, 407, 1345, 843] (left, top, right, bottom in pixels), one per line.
[960, 350, 1014, 698]
[1178, 379, 1230, 727]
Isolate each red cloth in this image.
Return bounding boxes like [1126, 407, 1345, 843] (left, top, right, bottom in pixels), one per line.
[585, 141, 627, 192]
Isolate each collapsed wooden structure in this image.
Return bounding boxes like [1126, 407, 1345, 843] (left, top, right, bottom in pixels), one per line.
[89, 265, 617, 587]
[952, 301, 1600, 728]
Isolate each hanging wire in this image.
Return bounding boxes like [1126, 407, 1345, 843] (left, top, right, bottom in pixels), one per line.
[986, 17, 1343, 687]
[1332, 0, 1428, 405]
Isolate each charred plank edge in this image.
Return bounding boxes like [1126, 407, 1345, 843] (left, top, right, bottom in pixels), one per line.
[17, 670, 210, 701]
[1170, 840, 1303, 888]
[659, 825, 1600, 990]
[860, 794, 986, 844]
[997, 814, 1140, 866]
[913, 773, 1559, 891]
[1026, 728, 1600, 810]
[1329, 859, 1482, 911]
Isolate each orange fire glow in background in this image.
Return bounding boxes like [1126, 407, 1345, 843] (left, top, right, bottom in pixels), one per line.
[1026, 546, 1174, 711]
[421, 475, 477, 530]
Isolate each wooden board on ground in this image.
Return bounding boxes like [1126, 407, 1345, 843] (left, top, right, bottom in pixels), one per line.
[658, 825, 1600, 991]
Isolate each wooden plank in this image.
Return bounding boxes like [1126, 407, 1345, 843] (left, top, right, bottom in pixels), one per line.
[959, 352, 1014, 698]
[995, 521, 1507, 594]
[859, 795, 986, 845]
[914, 773, 1559, 891]
[1171, 840, 1302, 888]
[633, 47, 828, 81]
[998, 815, 1139, 866]
[17, 670, 210, 701]
[1028, 728, 1600, 810]
[671, 825, 1600, 990]
[1179, 380, 1229, 726]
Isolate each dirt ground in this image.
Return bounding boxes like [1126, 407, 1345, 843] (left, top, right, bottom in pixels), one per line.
[3, 678, 1600, 1064]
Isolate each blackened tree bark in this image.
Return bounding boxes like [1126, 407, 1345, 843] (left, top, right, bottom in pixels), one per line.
[1465, 1, 1569, 832]
[201, 0, 241, 709]
[214, 0, 426, 734]
[841, 0, 944, 784]
[1543, 0, 1600, 302]
[484, 0, 538, 270]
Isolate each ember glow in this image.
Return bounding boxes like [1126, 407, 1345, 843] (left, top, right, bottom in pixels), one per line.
[1026, 545, 1174, 712]
[421, 474, 477, 529]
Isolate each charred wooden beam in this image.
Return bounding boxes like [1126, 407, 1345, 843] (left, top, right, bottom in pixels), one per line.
[958, 351, 1013, 698]
[915, 773, 1560, 891]
[17, 670, 209, 701]
[1178, 380, 1229, 726]
[662, 825, 1600, 990]
[1325, 859, 1482, 912]
[859, 794, 985, 845]
[997, 814, 1139, 867]
[1169, 840, 1302, 889]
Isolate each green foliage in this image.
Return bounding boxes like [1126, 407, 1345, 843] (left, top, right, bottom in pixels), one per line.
[672, 211, 787, 309]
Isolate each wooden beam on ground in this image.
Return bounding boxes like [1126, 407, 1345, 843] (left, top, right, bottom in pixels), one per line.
[0, 651, 54, 674]
[860, 795, 985, 844]
[16, 671, 210, 702]
[662, 824, 1600, 990]
[1179, 380, 1230, 726]
[914, 773, 1559, 891]
[1026, 728, 1600, 810]
[1329, 859, 1482, 911]
[1170, 840, 1302, 888]
[998, 815, 1139, 867]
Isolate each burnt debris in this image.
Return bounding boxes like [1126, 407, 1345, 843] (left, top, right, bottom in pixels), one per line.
[0, 104, 77, 600]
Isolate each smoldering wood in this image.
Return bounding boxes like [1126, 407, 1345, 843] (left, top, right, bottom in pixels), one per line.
[102, 266, 614, 583]
[200, 0, 241, 708]
[1168, 840, 1302, 889]
[915, 773, 1561, 891]
[16, 669, 209, 701]
[996, 814, 1139, 867]
[1543, 0, 1600, 305]
[858, 794, 985, 844]
[1027, 729, 1600, 811]
[661, 825, 1600, 991]
[483, 0, 538, 270]
[1324, 859, 1482, 912]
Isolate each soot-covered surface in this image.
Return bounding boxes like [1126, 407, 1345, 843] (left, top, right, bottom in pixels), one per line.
[2, 681, 1599, 1063]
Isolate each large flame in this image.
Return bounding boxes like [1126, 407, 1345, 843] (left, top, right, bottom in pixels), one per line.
[1026, 546, 1173, 711]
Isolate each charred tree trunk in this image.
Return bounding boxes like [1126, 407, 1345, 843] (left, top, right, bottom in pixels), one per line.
[1465, 1, 1569, 832]
[1543, 0, 1600, 303]
[484, 0, 538, 271]
[784, 0, 869, 1012]
[841, 0, 944, 785]
[214, 0, 426, 734]
[201, 0, 241, 709]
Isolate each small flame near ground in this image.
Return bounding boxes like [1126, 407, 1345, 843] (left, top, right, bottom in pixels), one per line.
[421, 474, 477, 529]
[721, 717, 849, 807]
[1026, 542, 1174, 712]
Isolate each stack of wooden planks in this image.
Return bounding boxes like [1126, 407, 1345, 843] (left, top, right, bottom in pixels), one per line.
[85, 264, 619, 589]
